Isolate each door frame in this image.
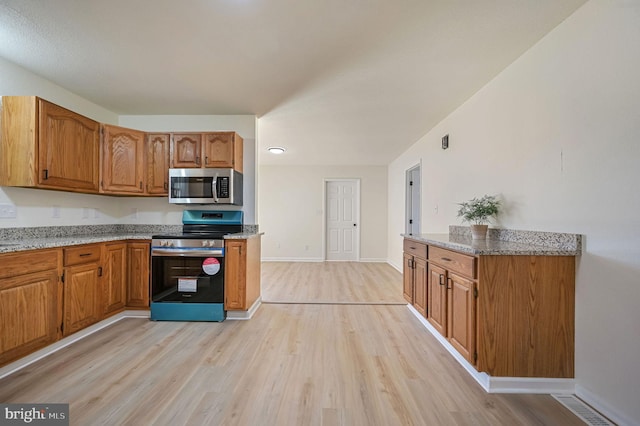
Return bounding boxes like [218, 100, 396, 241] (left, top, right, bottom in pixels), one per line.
[322, 178, 361, 261]
[406, 163, 421, 235]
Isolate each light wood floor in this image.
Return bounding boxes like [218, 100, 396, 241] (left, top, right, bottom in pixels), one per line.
[0, 262, 585, 425]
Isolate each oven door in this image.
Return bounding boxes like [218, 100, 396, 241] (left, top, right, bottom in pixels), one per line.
[151, 251, 225, 304]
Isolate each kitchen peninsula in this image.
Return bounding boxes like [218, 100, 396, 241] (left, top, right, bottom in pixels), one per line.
[403, 226, 581, 391]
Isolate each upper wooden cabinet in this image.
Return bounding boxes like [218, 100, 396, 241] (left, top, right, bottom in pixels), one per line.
[101, 124, 146, 194]
[170, 132, 243, 172]
[0, 96, 100, 193]
[146, 134, 170, 195]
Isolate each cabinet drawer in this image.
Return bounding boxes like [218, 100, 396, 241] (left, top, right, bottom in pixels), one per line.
[0, 249, 60, 280]
[403, 239, 427, 259]
[64, 244, 101, 266]
[429, 246, 476, 278]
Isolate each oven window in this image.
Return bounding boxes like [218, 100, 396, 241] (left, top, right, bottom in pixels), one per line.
[152, 256, 224, 303]
[171, 177, 213, 199]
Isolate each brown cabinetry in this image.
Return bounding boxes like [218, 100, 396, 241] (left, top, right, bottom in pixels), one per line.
[224, 237, 261, 311]
[146, 133, 170, 195]
[402, 240, 427, 317]
[0, 96, 100, 193]
[0, 249, 60, 366]
[127, 242, 150, 308]
[101, 124, 146, 194]
[170, 132, 243, 172]
[102, 242, 127, 316]
[62, 244, 102, 336]
[404, 237, 575, 378]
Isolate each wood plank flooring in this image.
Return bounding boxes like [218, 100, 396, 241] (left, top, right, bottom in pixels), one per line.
[0, 262, 585, 425]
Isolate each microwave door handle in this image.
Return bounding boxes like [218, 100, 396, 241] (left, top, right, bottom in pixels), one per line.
[212, 173, 219, 203]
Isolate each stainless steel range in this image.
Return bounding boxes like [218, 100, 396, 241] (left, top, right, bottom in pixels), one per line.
[150, 210, 243, 322]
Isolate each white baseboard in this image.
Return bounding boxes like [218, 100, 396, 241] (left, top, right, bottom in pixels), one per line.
[261, 257, 324, 262]
[575, 384, 634, 426]
[406, 304, 576, 394]
[358, 258, 387, 262]
[388, 261, 402, 273]
[226, 297, 262, 320]
[0, 310, 149, 380]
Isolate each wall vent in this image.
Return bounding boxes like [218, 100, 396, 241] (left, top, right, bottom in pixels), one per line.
[552, 394, 615, 426]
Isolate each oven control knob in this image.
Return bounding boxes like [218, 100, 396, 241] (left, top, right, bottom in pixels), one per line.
[160, 240, 167, 247]
[202, 240, 211, 247]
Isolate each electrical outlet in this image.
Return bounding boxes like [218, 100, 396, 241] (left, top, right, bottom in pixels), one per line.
[0, 204, 17, 219]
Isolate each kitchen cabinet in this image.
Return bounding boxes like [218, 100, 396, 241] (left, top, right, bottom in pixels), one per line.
[427, 246, 476, 364]
[62, 244, 102, 336]
[170, 132, 243, 172]
[0, 249, 60, 367]
[101, 124, 146, 194]
[0, 96, 100, 193]
[404, 237, 575, 378]
[171, 133, 202, 168]
[146, 133, 170, 195]
[224, 236, 261, 311]
[402, 240, 427, 317]
[103, 242, 127, 316]
[203, 132, 243, 172]
[127, 242, 150, 308]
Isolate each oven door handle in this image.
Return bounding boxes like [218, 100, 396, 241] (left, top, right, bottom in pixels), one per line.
[152, 249, 224, 257]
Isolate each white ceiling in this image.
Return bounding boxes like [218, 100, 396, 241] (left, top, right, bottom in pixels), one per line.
[0, 0, 586, 166]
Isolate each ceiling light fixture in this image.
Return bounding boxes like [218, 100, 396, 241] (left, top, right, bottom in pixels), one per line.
[267, 146, 286, 154]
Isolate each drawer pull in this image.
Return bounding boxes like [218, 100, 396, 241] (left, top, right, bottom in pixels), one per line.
[410, 246, 416, 249]
[441, 257, 452, 262]
[79, 253, 92, 257]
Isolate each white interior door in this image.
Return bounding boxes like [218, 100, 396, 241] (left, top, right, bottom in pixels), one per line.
[406, 165, 421, 235]
[325, 180, 359, 261]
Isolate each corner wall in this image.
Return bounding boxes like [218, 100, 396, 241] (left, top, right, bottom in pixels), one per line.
[388, 1, 640, 424]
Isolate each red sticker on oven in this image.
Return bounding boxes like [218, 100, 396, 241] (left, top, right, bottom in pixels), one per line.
[202, 258, 221, 275]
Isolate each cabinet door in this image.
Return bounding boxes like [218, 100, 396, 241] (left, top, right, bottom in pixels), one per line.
[447, 272, 475, 363]
[127, 242, 150, 308]
[63, 263, 101, 336]
[224, 240, 246, 310]
[402, 253, 414, 303]
[38, 99, 100, 192]
[101, 124, 145, 194]
[427, 263, 447, 336]
[0, 270, 59, 366]
[203, 132, 235, 169]
[147, 133, 170, 195]
[103, 243, 127, 316]
[171, 134, 202, 168]
[413, 257, 428, 317]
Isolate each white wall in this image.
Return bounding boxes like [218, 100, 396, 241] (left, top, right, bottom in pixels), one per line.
[259, 165, 387, 262]
[388, 1, 640, 424]
[0, 57, 258, 227]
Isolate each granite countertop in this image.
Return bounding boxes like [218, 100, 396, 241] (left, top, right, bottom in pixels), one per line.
[0, 225, 262, 254]
[404, 227, 581, 256]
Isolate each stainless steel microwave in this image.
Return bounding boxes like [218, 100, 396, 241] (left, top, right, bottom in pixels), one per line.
[169, 168, 243, 205]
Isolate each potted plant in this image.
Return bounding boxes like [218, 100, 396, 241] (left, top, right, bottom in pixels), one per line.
[456, 195, 501, 240]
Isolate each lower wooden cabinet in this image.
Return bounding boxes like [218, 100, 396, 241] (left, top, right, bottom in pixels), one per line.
[127, 242, 150, 308]
[0, 249, 60, 366]
[103, 242, 127, 316]
[63, 244, 102, 336]
[403, 240, 428, 316]
[224, 237, 261, 311]
[404, 237, 576, 378]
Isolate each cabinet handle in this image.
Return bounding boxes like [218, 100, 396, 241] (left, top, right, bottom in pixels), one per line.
[164, 182, 168, 190]
[79, 253, 92, 257]
[441, 257, 452, 262]
[446, 277, 452, 290]
[196, 156, 201, 165]
[98, 267, 103, 277]
[139, 181, 143, 189]
[205, 156, 209, 165]
[439, 274, 445, 286]
[43, 169, 49, 180]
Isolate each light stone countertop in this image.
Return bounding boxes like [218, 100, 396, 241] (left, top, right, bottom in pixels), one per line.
[0, 225, 262, 254]
[404, 228, 581, 256]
